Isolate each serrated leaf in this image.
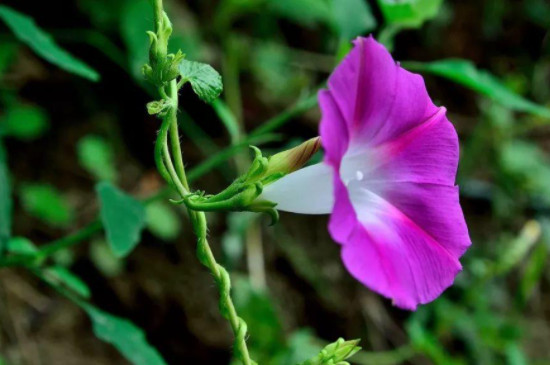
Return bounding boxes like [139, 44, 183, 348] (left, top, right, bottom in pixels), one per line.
[83, 304, 167, 365]
[0, 104, 49, 140]
[6, 237, 37, 255]
[404, 59, 550, 118]
[0, 139, 11, 255]
[20, 183, 74, 227]
[145, 201, 181, 241]
[96, 182, 145, 258]
[0, 5, 99, 81]
[46, 266, 91, 299]
[77, 135, 117, 182]
[332, 0, 377, 40]
[377, 0, 443, 28]
[179, 60, 223, 103]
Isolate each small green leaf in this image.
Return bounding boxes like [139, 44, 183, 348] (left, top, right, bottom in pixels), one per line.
[332, 0, 377, 40]
[179, 60, 223, 103]
[404, 59, 550, 119]
[0, 5, 99, 81]
[0, 104, 49, 140]
[46, 266, 91, 299]
[20, 183, 74, 227]
[0, 139, 11, 254]
[377, 0, 443, 28]
[77, 135, 117, 182]
[96, 182, 146, 258]
[6, 237, 37, 255]
[145, 201, 181, 241]
[83, 304, 168, 365]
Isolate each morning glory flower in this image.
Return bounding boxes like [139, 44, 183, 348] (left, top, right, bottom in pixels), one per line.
[261, 36, 471, 310]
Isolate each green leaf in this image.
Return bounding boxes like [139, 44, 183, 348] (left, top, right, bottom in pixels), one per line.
[0, 139, 11, 254]
[96, 182, 146, 258]
[77, 135, 117, 182]
[20, 183, 74, 227]
[179, 60, 223, 103]
[404, 59, 550, 119]
[6, 237, 37, 255]
[145, 201, 181, 241]
[332, 0, 377, 40]
[83, 304, 168, 365]
[46, 266, 91, 299]
[377, 0, 443, 28]
[0, 5, 99, 81]
[0, 104, 49, 140]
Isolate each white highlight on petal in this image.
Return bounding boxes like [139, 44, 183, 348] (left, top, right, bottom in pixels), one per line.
[355, 170, 364, 181]
[260, 162, 334, 214]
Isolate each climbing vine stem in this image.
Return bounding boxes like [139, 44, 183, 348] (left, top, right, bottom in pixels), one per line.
[148, 1, 255, 364]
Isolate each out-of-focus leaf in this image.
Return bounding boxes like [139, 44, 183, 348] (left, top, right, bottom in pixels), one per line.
[83, 304, 168, 365]
[269, 0, 332, 27]
[0, 104, 49, 140]
[96, 182, 145, 258]
[281, 330, 323, 365]
[519, 242, 547, 305]
[505, 343, 528, 365]
[232, 277, 285, 363]
[0, 5, 99, 81]
[500, 141, 550, 203]
[332, 0, 377, 39]
[6, 237, 37, 255]
[46, 266, 91, 299]
[89, 239, 124, 277]
[404, 59, 550, 118]
[20, 183, 74, 227]
[145, 201, 181, 241]
[377, 0, 443, 28]
[496, 220, 541, 274]
[78, 0, 126, 30]
[0, 139, 11, 254]
[120, 0, 151, 79]
[77, 135, 117, 182]
[179, 60, 223, 103]
[407, 319, 465, 365]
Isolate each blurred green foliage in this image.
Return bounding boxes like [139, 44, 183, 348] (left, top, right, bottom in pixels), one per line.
[1, 0, 550, 364]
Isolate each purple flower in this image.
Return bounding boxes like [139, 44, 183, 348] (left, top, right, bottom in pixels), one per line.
[262, 36, 471, 310]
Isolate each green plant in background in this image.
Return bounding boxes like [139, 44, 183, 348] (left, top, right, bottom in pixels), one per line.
[1, 0, 550, 364]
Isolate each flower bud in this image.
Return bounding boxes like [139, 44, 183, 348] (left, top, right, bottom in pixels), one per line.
[264, 137, 321, 177]
[302, 338, 361, 365]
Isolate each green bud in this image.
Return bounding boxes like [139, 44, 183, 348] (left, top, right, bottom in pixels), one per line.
[146, 99, 171, 116]
[301, 338, 361, 365]
[264, 137, 321, 178]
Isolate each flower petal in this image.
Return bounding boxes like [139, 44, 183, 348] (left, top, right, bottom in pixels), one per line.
[325, 36, 440, 148]
[341, 186, 464, 310]
[260, 162, 334, 214]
